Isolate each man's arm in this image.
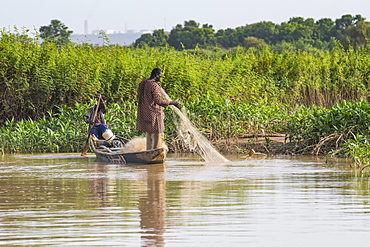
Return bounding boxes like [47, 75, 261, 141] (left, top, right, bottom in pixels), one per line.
[151, 81, 171, 107]
[84, 107, 94, 124]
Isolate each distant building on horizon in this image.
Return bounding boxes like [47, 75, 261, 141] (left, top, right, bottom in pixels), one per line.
[70, 29, 152, 46]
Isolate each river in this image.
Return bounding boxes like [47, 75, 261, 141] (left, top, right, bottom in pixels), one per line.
[1, 153, 370, 246]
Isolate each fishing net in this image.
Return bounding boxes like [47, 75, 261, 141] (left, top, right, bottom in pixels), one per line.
[162, 89, 228, 163]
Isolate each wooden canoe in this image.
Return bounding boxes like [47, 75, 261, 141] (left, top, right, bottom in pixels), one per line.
[90, 136, 166, 164]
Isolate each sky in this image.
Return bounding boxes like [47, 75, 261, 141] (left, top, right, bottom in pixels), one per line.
[1, 0, 369, 34]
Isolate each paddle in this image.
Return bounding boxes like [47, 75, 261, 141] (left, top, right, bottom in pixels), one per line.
[81, 96, 101, 156]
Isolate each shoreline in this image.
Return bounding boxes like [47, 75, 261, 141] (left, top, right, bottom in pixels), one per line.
[214, 134, 295, 156]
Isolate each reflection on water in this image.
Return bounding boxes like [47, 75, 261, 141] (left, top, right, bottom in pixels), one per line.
[139, 164, 166, 246]
[1, 153, 370, 246]
[90, 162, 166, 246]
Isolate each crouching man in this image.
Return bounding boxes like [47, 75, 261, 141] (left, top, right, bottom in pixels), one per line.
[85, 94, 115, 144]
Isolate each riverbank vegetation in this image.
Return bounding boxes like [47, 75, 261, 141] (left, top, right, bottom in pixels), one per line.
[1, 28, 369, 122]
[0, 22, 369, 168]
[1, 99, 369, 169]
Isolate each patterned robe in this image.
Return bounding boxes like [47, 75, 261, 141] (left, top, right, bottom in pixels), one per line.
[136, 78, 170, 133]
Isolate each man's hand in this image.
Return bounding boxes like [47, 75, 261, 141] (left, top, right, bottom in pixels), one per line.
[170, 101, 182, 109]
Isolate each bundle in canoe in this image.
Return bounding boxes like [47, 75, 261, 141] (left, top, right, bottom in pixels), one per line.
[90, 135, 166, 164]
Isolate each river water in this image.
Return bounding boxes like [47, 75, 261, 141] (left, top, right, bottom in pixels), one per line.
[1, 153, 370, 246]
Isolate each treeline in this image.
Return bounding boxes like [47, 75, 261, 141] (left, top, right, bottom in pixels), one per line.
[134, 14, 370, 51]
[1, 27, 369, 125]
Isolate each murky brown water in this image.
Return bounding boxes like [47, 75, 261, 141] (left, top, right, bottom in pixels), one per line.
[1, 153, 370, 246]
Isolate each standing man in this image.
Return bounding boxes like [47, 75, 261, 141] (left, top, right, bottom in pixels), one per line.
[136, 68, 182, 150]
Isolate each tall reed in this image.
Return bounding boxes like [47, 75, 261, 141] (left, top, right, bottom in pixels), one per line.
[1, 29, 369, 125]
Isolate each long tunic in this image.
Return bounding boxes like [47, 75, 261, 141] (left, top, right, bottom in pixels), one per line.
[136, 78, 170, 133]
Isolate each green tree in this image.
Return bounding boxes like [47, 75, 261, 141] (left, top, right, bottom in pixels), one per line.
[243, 21, 278, 44]
[343, 21, 370, 49]
[277, 22, 297, 42]
[216, 28, 243, 48]
[134, 33, 153, 47]
[277, 17, 315, 42]
[191, 25, 216, 48]
[167, 24, 184, 49]
[133, 29, 169, 48]
[242, 36, 266, 49]
[152, 29, 169, 47]
[333, 14, 366, 43]
[39, 19, 73, 45]
[167, 20, 216, 50]
[333, 14, 365, 48]
[315, 18, 335, 41]
[168, 20, 200, 49]
[335, 14, 365, 30]
[184, 20, 199, 31]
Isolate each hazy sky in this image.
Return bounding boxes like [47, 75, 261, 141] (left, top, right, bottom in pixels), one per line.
[1, 0, 369, 34]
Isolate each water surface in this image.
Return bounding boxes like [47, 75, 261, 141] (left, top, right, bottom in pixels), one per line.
[1, 153, 370, 246]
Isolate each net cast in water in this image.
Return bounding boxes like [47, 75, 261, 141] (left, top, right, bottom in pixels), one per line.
[161, 89, 228, 163]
